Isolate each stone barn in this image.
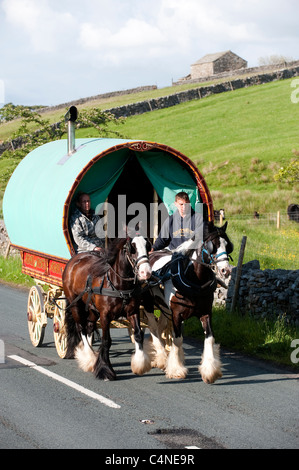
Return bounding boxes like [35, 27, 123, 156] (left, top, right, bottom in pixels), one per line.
[191, 50, 247, 80]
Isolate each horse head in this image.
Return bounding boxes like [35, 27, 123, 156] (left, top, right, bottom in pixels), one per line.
[201, 221, 233, 278]
[125, 235, 152, 281]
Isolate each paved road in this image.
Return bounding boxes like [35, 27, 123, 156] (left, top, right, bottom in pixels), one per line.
[0, 283, 298, 450]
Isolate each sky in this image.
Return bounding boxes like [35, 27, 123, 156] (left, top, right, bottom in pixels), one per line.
[1, 0, 299, 106]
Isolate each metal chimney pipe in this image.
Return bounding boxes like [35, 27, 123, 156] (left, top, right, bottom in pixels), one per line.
[64, 106, 78, 155]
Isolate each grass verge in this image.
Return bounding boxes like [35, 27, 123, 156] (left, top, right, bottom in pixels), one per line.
[0, 254, 34, 288]
[184, 308, 299, 371]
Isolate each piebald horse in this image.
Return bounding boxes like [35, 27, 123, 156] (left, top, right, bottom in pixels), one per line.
[63, 235, 152, 380]
[144, 221, 233, 384]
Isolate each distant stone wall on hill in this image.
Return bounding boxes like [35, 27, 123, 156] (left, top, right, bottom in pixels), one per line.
[105, 66, 299, 119]
[37, 85, 158, 114]
[2, 66, 299, 156]
[174, 60, 299, 85]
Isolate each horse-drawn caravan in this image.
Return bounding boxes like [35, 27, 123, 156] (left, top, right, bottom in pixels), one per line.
[3, 107, 233, 383]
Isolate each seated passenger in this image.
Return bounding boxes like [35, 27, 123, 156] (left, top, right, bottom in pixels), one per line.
[152, 191, 203, 251]
[69, 192, 104, 253]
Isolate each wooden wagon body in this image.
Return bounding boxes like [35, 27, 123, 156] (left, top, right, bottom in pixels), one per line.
[3, 128, 213, 356]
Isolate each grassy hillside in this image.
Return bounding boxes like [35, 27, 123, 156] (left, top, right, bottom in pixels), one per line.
[77, 78, 299, 269]
[1, 77, 298, 269]
[103, 78, 298, 212]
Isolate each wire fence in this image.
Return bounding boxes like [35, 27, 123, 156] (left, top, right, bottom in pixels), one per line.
[225, 211, 299, 228]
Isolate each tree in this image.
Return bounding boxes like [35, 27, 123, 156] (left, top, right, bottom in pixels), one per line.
[0, 103, 26, 122]
[274, 152, 299, 184]
[258, 55, 293, 66]
[76, 107, 125, 136]
[0, 105, 125, 161]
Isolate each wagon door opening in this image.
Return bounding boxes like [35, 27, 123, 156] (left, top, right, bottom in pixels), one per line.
[63, 141, 212, 256]
[106, 151, 163, 241]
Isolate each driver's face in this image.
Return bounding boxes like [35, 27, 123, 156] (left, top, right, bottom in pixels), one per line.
[78, 194, 91, 214]
[174, 198, 190, 217]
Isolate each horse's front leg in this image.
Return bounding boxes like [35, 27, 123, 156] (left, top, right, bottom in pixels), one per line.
[144, 310, 169, 370]
[165, 309, 188, 380]
[93, 315, 116, 381]
[74, 312, 98, 373]
[129, 311, 152, 376]
[199, 314, 222, 384]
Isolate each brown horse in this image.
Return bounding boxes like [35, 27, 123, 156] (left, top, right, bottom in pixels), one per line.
[63, 235, 152, 381]
[143, 221, 233, 384]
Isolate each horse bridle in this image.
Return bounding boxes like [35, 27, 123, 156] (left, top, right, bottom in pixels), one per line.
[199, 230, 232, 267]
[123, 239, 150, 280]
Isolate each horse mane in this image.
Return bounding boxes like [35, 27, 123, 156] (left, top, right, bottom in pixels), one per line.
[104, 238, 127, 265]
[76, 238, 127, 278]
[203, 220, 216, 239]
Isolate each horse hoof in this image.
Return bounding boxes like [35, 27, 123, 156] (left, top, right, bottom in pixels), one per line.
[165, 365, 188, 380]
[104, 375, 116, 382]
[131, 351, 152, 376]
[94, 365, 116, 381]
[200, 370, 223, 384]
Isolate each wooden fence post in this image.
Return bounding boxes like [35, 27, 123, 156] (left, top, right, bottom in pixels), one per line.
[4, 242, 11, 259]
[277, 211, 280, 229]
[230, 236, 247, 312]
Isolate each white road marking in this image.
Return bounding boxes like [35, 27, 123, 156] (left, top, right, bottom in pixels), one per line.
[8, 355, 121, 409]
[185, 445, 201, 449]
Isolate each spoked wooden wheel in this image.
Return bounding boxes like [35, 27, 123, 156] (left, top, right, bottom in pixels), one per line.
[53, 298, 67, 358]
[27, 285, 47, 347]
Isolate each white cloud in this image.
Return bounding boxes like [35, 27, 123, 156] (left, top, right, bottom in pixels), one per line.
[2, 0, 76, 52]
[2, 0, 299, 105]
[77, 0, 263, 68]
[79, 18, 167, 65]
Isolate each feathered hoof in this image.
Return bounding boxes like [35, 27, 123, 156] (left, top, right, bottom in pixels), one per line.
[198, 340, 222, 384]
[165, 363, 188, 380]
[94, 367, 117, 381]
[75, 343, 97, 372]
[131, 351, 152, 376]
[199, 365, 223, 384]
[143, 338, 167, 370]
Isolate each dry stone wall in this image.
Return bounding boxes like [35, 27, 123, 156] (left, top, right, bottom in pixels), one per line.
[106, 66, 299, 119]
[223, 261, 299, 326]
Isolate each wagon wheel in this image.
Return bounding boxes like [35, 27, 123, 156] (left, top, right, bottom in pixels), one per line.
[27, 285, 47, 347]
[53, 298, 67, 358]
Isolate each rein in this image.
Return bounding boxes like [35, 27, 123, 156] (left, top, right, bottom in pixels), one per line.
[59, 241, 150, 312]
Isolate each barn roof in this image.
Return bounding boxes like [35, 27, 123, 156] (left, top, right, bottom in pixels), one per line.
[192, 50, 234, 66]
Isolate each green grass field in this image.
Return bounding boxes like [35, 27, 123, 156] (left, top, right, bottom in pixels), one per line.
[75, 78, 299, 269]
[70, 78, 298, 212]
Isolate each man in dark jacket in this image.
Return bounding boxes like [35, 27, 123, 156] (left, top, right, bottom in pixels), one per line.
[152, 192, 203, 251]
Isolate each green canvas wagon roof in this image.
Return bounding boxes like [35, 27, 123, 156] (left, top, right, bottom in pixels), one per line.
[3, 138, 213, 260]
